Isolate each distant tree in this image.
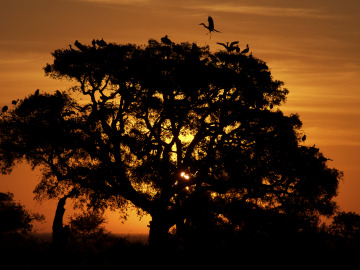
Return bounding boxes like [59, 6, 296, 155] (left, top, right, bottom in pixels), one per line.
[327, 211, 360, 252]
[329, 211, 360, 239]
[0, 192, 44, 235]
[69, 210, 109, 239]
[68, 210, 114, 253]
[0, 39, 342, 249]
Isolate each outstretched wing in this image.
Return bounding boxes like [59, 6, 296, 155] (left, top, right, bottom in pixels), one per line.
[230, 41, 239, 47]
[216, 42, 227, 47]
[208, 16, 214, 29]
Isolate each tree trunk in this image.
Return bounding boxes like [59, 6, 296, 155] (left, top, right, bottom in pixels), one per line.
[52, 195, 70, 251]
[148, 212, 172, 250]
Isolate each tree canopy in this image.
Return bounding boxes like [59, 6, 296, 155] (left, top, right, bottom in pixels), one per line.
[0, 39, 342, 248]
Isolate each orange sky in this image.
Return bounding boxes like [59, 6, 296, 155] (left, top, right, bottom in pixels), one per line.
[1, 0, 360, 234]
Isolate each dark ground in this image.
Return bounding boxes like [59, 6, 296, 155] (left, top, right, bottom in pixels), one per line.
[1, 232, 358, 269]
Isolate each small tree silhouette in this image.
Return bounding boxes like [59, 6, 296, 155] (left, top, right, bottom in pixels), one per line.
[330, 211, 360, 238]
[327, 211, 360, 253]
[0, 192, 44, 235]
[69, 210, 109, 239]
[0, 39, 342, 250]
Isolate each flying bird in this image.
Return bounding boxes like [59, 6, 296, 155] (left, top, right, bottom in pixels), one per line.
[217, 41, 240, 53]
[199, 16, 221, 38]
[241, 44, 249, 54]
[161, 35, 173, 46]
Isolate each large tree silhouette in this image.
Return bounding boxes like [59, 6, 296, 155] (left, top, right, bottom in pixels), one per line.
[0, 39, 341, 248]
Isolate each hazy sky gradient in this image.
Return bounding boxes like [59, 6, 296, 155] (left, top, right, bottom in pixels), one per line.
[1, 0, 359, 233]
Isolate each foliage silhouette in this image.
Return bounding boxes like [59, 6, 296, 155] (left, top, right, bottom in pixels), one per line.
[69, 210, 109, 238]
[0, 38, 343, 251]
[0, 192, 44, 235]
[330, 211, 360, 238]
[327, 211, 360, 253]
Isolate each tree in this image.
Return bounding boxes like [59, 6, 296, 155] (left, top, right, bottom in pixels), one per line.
[0, 39, 342, 249]
[329, 211, 360, 239]
[69, 210, 109, 239]
[326, 211, 360, 253]
[0, 192, 44, 236]
[0, 91, 82, 197]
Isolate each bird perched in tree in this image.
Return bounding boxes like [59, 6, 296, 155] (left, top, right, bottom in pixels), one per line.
[241, 44, 249, 54]
[34, 89, 40, 96]
[302, 135, 307, 141]
[74, 40, 87, 51]
[55, 90, 62, 97]
[2, 106, 8, 113]
[96, 38, 107, 47]
[199, 16, 221, 38]
[217, 41, 240, 53]
[161, 35, 173, 46]
[12, 99, 18, 105]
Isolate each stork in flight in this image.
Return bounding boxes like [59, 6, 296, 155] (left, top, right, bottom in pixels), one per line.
[217, 41, 240, 53]
[199, 16, 221, 38]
